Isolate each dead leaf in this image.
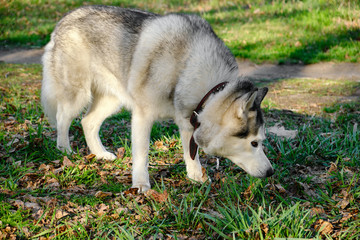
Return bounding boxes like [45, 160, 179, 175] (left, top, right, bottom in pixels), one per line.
[268, 124, 297, 139]
[24, 202, 41, 211]
[97, 203, 109, 216]
[260, 223, 269, 235]
[123, 188, 139, 196]
[328, 162, 337, 173]
[11, 199, 25, 209]
[340, 212, 354, 223]
[295, 41, 302, 47]
[275, 184, 286, 193]
[116, 147, 125, 159]
[84, 153, 96, 161]
[310, 207, 325, 216]
[47, 178, 60, 188]
[243, 183, 255, 201]
[298, 182, 318, 198]
[337, 198, 350, 209]
[55, 209, 69, 219]
[154, 141, 168, 151]
[22, 227, 30, 237]
[145, 189, 168, 203]
[95, 191, 113, 198]
[63, 156, 75, 167]
[315, 219, 333, 235]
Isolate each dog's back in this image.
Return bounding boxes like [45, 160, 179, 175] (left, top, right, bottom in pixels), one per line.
[41, 6, 155, 126]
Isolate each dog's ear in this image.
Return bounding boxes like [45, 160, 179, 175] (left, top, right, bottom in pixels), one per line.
[255, 87, 268, 106]
[236, 90, 257, 118]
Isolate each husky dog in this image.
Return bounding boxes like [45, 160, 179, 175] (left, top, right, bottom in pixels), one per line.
[41, 5, 274, 192]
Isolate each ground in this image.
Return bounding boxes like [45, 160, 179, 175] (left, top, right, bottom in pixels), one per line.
[0, 48, 359, 239]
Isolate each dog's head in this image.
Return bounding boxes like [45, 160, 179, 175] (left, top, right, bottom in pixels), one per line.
[194, 80, 274, 178]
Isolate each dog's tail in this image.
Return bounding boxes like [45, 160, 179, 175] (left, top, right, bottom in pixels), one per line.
[41, 40, 58, 127]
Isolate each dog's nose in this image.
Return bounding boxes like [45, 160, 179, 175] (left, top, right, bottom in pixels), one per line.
[266, 168, 274, 177]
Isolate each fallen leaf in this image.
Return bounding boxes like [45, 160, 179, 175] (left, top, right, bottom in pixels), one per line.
[55, 209, 69, 219]
[47, 178, 60, 188]
[298, 182, 318, 198]
[328, 162, 337, 173]
[243, 183, 255, 201]
[116, 147, 125, 159]
[123, 188, 139, 196]
[340, 212, 354, 223]
[63, 156, 75, 167]
[145, 189, 168, 203]
[84, 153, 96, 161]
[24, 202, 41, 211]
[95, 191, 113, 198]
[97, 203, 109, 216]
[268, 124, 297, 139]
[310, 207, 325, 216]
[260, 223, 269, 235]
[275, 184, 286, 193]
[337, 198, 350, 209]
[315, 219, 333, 235]
[154, 141, 168, 151]
[11, 200, 25, 209]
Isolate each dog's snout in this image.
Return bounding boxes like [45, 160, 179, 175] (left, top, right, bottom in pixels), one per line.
[266, 168, 274, 177]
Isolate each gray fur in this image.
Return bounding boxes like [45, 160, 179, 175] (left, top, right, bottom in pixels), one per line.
[41, 6, 273, 192]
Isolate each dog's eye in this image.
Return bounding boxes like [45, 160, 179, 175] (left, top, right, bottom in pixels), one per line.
[251, 141, 258, 148]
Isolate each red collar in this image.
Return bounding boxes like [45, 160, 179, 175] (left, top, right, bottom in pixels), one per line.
[189, 82, 228, 160]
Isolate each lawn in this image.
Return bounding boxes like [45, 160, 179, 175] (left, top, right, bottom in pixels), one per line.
[1, 0, 360, 239]
[0, 63, 359, 239]
[1, 0, 360, 63]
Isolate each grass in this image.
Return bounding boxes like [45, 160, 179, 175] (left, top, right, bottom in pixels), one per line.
[1, 0, 360, 64]
[0, 63, 359, 239]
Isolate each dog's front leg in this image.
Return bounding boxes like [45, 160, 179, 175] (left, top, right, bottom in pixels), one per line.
[179, 124, 209, 183]
[131, 108, 153, 193]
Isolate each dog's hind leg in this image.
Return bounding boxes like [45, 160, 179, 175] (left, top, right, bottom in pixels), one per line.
[56, 97, 88, 154]
[81, 94, 121, 160]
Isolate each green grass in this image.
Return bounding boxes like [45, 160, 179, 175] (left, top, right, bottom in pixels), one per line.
[1, 0, 359, 64]
[1, 63, 359, 239]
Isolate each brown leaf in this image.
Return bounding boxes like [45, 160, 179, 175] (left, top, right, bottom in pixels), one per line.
[116, 147, 125, 159]
[275, 184, 286, 193]
[337, 198, 350, 209]
[97, 203, 109, 216]
[55, 209, 69, 219]
[328, 162, 337, 173]
[243, 183, 255, 201]
[154, 141, 168, 151]
[123, 188, 139, 196]
[340, 212, 354, 223]
[298, 182, 318, 198]
[24, 202, 41, 211]
[11, 200, 25, 209]
[62, 156, 75, 167]
[315, 219, 333, 235]
[95, 191, 113, 198]
[145, 189, 168, 203]
[260, 223, 269, 235]
[47, 178, 60, 188]
[84, 153, 96, 161]
[310, 207, 325, 216]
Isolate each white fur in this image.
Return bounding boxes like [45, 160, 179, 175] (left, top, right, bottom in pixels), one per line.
[41, 6, 273, 192]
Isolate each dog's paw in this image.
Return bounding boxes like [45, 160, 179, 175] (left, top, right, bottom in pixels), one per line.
[95, 151, 117, 160]
[132, 182, 151, 193]
[187, 167, 211, 183]
[57, 144, 73, 154]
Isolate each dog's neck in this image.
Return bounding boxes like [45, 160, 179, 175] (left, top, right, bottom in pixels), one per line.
[189, 81, 228, 160]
